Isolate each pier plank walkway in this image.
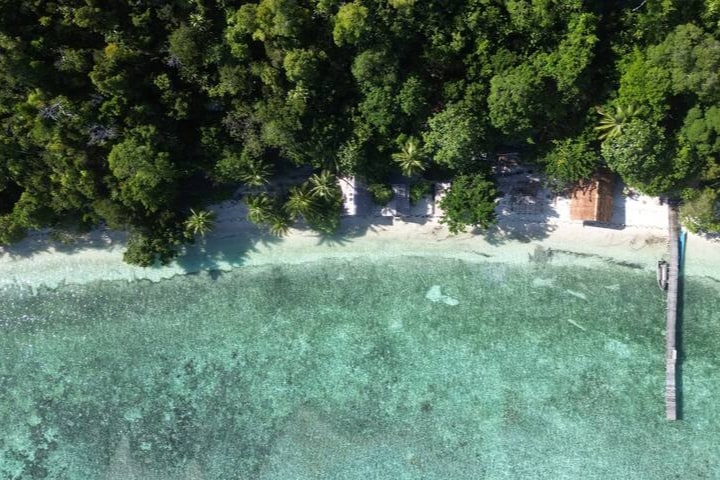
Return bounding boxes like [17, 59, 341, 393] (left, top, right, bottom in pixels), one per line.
[665, 205, 680, 421]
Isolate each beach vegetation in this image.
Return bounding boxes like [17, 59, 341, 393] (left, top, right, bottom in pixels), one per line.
[268, 213, 292, 237]
[0, 215, 26, 245]
[439, 175, 498, 234]
[308, 171, 337, 200]
[594, 105, 645, 141]
[284, 185, 317, 220]
[0, 0, 719, 262]
[237, 159, 274, 188]
[680, 188, 720, 234]
[184, 209, 216, 239]
[544, 131, 599, 184]
[392, 137, 425, 177]
[368, 183, 394, 206]
[246, 194, 277, 226]
[409, 181, 431, 206]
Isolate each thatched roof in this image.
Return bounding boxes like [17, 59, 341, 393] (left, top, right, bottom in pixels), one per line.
[570, 172, 615, 223]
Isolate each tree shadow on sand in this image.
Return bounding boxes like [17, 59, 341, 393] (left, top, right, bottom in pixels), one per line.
[0, 220, 285, 281]
[174, 227, 283, 275]
[0, 227, 128, 260]
[485, 167, 561, 244]
[315, 216, 395, 247]
[483, 220, 559, 245]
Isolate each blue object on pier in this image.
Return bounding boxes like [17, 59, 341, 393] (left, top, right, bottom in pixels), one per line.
[679, 230, 687, 266]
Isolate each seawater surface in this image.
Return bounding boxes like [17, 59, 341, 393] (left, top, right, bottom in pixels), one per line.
[1, 255, 719, 479]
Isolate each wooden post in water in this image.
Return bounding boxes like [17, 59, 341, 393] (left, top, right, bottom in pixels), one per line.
[665, 204, 680, 421]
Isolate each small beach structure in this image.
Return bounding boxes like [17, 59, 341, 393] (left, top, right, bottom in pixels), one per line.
[569, 171, 615, 223]
[509, 178, 542, 214]
[338, 176, 358, 216]
[433, 182, 451, 218]
[391, 184, 410, 217]
[657, 260, 669, 290]
[492, 151, 520, 175]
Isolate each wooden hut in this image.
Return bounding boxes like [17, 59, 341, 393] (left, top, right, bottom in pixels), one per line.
[569, 171, 615, 223]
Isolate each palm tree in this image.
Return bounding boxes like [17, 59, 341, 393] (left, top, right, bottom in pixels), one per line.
[239, 159, 273, 187]
[392, 136, 425, 177]
[284, 185, 316, 219]
[308, 170, 338, 200]
[594, 104, 644, 141]
[184, 208, 216, 238]
[268, 213, 291, 236]
[245, 194, 274, 224]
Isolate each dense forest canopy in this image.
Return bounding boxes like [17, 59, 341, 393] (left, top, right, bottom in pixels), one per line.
[1, 0, 719, 265]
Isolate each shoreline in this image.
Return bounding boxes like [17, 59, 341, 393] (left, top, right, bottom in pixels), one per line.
[1, 195, 719, 291]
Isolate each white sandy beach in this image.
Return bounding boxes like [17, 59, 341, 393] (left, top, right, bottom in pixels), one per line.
[1, 181, 719, 291]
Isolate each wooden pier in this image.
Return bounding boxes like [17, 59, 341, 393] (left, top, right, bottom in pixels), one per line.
[665, 204, 680, 421]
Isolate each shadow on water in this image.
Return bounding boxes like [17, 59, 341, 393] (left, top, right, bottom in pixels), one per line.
[676, 245, 686, 420]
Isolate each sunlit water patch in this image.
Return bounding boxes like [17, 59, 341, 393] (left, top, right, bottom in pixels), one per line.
[1, 257, 719, 479]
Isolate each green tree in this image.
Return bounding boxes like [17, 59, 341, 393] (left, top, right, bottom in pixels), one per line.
[351, 49, 397, 92]
[308, 170, 337, 200]
[594, 104, 645, 141]
[283, 48, 327, 84]
[392, 137, 425, 177]
[543, 13, 598, 97]
[123, 227, 185, 267]
[333, 2, 368, 46]
[268, 213, 291, 236]
[168, 24, 202, 77]
[606, 23, 720, 198]
[239, 159, 273, 187]
[648, 23, 720, 102]
[397, 76, 428, 118]
[488, 63, 546, 139]
[368, 183, 393, 205]
[253, 0, 309, 42]
[0, 215, 26, 245]
[107, 126, 178, 213]
[284, 185, 316, 219]
[184, 209, 216, 238]
[544, 133, 599, 183]
[423, 102, 485, 172]
[601, 119, 679, 195]
[246, 194, 275, 224]
[439, 175, 498, 234]
[681, 187, 720, 233]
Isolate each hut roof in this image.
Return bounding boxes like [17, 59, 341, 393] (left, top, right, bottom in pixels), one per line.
[569, 172, 615, 223]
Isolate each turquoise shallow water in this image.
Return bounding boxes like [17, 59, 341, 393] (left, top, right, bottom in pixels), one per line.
[1, 255, 720, 479]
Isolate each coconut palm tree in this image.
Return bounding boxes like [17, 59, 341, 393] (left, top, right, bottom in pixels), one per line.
[268, 213, 291, 236]
[308, 170, 338, 200]
[246, 194, 291, 235]
[284, 185, 316, 219]
[184, 208, 216, 238]
[594, 104, 644, 141]
[239, 159, 273, 187]
[392, 136, 425, 177]
[245, 194, 274, 224]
